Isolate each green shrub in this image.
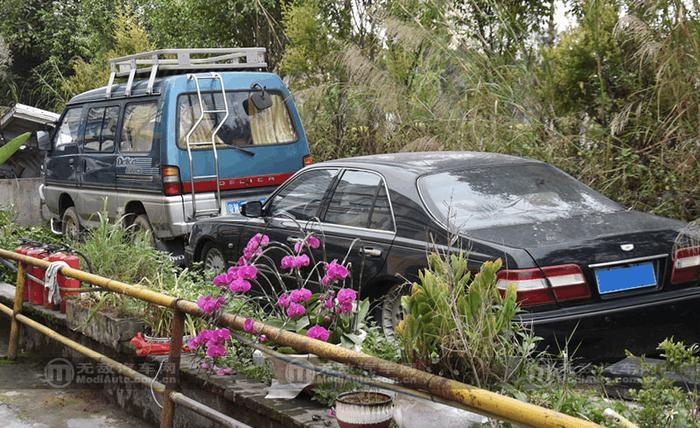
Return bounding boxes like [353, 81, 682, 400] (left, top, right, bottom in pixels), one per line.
[396, 252, 534, 388]
[75, 212, 216, 336]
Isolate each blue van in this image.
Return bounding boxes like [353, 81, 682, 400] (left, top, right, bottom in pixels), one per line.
[38, 48, 311, 259]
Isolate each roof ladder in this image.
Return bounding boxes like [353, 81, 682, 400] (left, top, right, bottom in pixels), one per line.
[184, 72, 229, 220]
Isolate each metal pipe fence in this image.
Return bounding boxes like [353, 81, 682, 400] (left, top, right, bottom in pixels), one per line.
[0, 248, 602, 428]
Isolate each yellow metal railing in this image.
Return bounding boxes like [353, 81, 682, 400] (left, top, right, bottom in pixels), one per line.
[0, 248, 603, 428]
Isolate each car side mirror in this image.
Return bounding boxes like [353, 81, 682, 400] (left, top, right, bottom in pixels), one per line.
[36, 130, 52, 151]
[241, 201, 263, 218]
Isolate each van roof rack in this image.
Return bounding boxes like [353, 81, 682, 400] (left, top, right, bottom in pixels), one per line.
[106, 48, 267, 98]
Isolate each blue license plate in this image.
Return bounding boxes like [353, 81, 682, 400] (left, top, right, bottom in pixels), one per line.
[225, 198, 266, 215]
[595, 262, 657, 295]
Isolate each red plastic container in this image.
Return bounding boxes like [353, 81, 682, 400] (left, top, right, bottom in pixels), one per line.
[14, 246, 31, 301]
[26, 248, 48, 305]
[47, 252, 80, 313]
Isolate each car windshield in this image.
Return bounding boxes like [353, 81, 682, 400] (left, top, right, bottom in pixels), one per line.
[177, 91, 297, 148]
[418, 163, 622, 230]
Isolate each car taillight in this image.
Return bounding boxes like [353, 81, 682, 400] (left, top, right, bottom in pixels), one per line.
[496, 264, 590, 308]
[671, 246, 700, 284]
[303, 155, 313, 166]
[162, 166, 181, 196]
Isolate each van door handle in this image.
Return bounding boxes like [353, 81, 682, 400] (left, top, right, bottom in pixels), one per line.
[287, 236, 303, 244]
[359, 247, 382, 257]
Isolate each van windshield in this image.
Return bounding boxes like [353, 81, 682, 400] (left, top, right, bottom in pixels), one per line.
[177, 91, 297, 148]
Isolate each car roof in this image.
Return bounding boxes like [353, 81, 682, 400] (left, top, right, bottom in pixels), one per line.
[314, 151, 536, 176]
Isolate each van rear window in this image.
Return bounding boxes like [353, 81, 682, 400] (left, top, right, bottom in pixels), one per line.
[177, 92, 297, 149]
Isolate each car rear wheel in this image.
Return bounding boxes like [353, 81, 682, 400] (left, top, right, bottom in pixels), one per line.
[376, 283, 409, 341]
[202, 242, 227, 273]
[61, 207, 81, 241]
[130, 214, 156, 246]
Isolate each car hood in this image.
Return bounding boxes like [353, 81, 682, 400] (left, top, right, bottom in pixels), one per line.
[462, 210, 685, 250]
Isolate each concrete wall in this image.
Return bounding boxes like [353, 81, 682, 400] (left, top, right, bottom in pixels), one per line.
[0, 177, 50, 225]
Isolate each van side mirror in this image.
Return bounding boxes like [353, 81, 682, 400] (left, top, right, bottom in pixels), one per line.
[36, 131, 52, 151]
[241, 201, 263, 218]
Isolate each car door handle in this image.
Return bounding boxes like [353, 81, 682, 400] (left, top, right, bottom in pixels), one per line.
[286, 237, 303, 244]
[359, 247, 382, 257]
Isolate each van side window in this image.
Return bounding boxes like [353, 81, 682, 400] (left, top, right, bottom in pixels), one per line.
[54, 108, 82, 152]
[120, 102, 157, 153]
[84, 106, 119, 152]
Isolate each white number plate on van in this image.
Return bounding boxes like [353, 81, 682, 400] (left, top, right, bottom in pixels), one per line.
[225, 198, 266, 215]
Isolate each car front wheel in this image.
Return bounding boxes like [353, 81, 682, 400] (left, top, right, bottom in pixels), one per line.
[201, 242, 227, 274]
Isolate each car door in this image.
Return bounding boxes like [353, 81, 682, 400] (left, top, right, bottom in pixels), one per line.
[254, 168, 340, 292]
[78, 104, 120, 222]
[317, 169, 395, 294]
[44, 107, 83, 188]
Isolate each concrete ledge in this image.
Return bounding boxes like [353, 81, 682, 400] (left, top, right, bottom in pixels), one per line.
[0, 178, 50, 225]
[0, 282, 337, 427]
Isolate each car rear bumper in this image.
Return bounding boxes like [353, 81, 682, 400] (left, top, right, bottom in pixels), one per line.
[518, 286, 700, 361]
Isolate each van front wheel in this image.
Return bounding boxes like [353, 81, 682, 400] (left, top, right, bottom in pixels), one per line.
[61, 207, 81, 241]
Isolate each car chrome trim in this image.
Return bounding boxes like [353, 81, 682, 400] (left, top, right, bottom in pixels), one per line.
[588, 254, 668, 268]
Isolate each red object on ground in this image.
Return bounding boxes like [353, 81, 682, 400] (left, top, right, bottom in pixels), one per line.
[25, 248, 48, 305]
[14, 246, 30, 301]
[46, 252, 81, 312]
[129, 332, 191, 356]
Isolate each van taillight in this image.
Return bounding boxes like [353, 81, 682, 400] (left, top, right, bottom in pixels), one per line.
[303, 155, 313, 166]
[162, 166, 181, 196]
[671, 246, 700, 284]
[496, 264, 590, 308]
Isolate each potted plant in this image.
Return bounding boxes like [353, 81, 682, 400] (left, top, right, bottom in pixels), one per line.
[335, 390, 394, 428]
[186, 230, 371, 382]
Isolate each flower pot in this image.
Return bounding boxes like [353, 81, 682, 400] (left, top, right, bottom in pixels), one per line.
[268, 353, 321, 385]
[66, 299, 145, 349]
[335, 391, 394, 428]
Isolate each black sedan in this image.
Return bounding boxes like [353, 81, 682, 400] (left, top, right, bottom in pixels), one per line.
[186, 152, 700, 359]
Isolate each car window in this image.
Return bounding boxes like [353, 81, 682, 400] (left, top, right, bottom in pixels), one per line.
[324, 170, 394, 231]
[178, 92, 297, 149]
[101, 106, 119, 152]
[269, 169, 338, 221]
[84, 106, 119, 153]
[54, 108, 82, 152]
[120, 102, 157, 153]
[418, 163, 622, 230]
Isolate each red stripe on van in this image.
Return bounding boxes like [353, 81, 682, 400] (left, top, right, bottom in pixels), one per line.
[182, 172, 294, 193]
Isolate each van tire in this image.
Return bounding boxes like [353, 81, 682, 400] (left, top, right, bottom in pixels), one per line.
[131, 214, 155, 245]
[201, 242, 227, 273]
[61, 207, 81, 241]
